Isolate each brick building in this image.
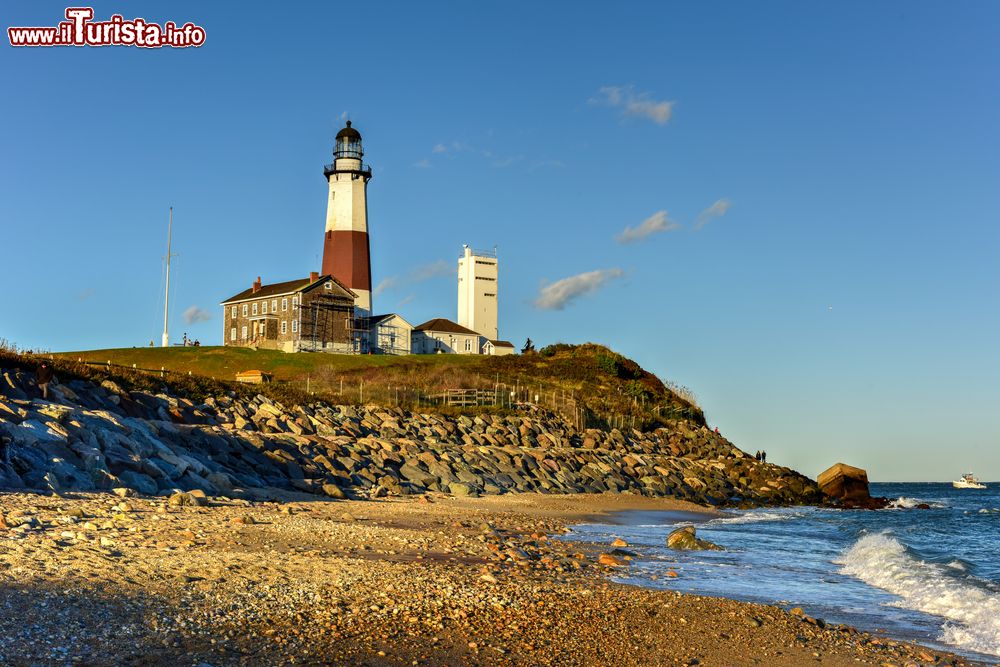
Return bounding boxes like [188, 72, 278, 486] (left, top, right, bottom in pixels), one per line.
[220, 273, 357, 353]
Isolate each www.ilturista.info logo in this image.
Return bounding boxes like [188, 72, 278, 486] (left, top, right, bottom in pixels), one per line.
[8, 8, 205, 48]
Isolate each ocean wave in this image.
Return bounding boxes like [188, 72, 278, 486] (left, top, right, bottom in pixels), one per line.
[706, 511, 798, 526]
[836, 533, 1000, 657]
[888, 497, 945, 509]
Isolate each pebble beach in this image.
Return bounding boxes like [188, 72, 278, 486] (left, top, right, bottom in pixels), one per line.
[0, 491, 981, 666]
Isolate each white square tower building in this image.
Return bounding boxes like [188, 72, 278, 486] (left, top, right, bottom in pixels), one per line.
[457, 245, 498, 342]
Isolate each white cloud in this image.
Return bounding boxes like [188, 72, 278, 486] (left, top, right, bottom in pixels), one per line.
[592, 85, 675, 125]
[411, 260, 453, 281]
[182, 306, 212, 324]
[376, 260, 454, 296]
[694, 198, 732, 230]
[615, 210, 680, 244]
[534, 268, 624, 310]
[373, 277, 398, 296]
[412, 159, 431, 169]
[432, 144, 448, 154]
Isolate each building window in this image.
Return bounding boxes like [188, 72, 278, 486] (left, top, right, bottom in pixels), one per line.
[271, 299, 277, 312]
[292, 296, 298, 309]
[281, 321, 287, 334]
[242, 304, 248, 317]
[325, 282, 332, 290]
[465, 339, 472, 351]
[282, 297, 288, 312]
[231, 306, 237, 318]
[252, 302, 258, 315]
[292, 320, 298, 333]
[230, 327, 236, 342]
[261, 301, 268, 314]
[241, 325, 247, 340]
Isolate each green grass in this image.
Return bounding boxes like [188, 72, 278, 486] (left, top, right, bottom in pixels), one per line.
[50, 343, 704, 430]
[56, 345, 476, 382]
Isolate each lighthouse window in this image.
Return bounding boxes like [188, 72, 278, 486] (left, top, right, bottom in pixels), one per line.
[484, 292, 496, 297]
[475, 276, 496, 281]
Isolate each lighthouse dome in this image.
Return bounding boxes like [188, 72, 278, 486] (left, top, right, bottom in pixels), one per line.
[336, 120, 361, 141]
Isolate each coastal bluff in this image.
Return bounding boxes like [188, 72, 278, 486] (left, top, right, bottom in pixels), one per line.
[0, 365, 821, 506]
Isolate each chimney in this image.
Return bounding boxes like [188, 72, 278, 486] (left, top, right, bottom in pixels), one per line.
[252, 276, 261, 293]
[309, 271, 319, 282]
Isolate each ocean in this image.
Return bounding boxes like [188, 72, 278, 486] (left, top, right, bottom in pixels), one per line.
[568, 483, 1000, 662]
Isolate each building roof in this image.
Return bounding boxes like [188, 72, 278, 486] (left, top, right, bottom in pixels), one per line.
[413, 318, 480, 336]
[221, 275, 355, 304]
[235, 369, 271, 378]
[356, 313, 414, 330]
[490, 339, 515, 348]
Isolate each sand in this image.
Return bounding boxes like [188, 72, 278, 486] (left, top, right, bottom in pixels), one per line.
[0, 491, 983, 666]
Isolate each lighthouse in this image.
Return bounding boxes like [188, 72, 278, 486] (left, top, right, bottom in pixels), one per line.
[321, 121, 373, 316]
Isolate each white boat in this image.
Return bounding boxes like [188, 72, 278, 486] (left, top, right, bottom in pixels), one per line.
[952, 473, 986, 489]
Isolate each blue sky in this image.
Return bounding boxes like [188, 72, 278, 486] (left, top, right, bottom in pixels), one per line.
[2, 1, 998, 481]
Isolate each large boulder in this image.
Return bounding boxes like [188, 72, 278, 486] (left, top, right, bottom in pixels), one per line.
[666, 525, 722, 551]
[816, 463, 888, 509]
[816, 463, 871, 502]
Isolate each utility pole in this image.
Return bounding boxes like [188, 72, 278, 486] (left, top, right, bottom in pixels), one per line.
[161, 207, 176, 348]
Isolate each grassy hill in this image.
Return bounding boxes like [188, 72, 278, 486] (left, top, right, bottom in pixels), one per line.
[49, 343, 703, 431]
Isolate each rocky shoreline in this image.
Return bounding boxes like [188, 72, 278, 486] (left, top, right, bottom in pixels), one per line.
[0, 365, 820, 507]
[0, 491, 979, 666]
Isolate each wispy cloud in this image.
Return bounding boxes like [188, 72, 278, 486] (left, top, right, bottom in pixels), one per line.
[591, 85, 675, 125]
[76, 288, 95, 301]
[416, 139, 537, 170]
[183, 306, 212, 324]
[375, 260, 455, 296]
[694, 199, 732, 230]
[397, 294, 416, 308]
[615, 210, 680, 244]
[534, 268, 625, 310]
[411, 260, 452, 281]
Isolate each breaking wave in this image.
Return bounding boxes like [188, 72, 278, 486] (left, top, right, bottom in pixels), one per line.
[836, 533, 1000, 657]
[888, 497, 946, 509]
[705, 510, 800, 526]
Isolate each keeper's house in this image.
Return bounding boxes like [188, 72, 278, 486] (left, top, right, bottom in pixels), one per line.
[221, 273, 356, 353]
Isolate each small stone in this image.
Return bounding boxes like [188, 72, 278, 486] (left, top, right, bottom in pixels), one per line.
[611, 537, 628, 548]
[112, 487, 135, 498]
[598, 553, 624, 567]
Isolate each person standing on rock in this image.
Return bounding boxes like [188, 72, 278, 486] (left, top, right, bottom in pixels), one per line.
[36, 362, 55, 400]
[761, 451, 767, 463]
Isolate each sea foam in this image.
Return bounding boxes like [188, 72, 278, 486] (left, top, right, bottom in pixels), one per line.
[836, 533, 1000, 657]
[705, 510, 797, 526]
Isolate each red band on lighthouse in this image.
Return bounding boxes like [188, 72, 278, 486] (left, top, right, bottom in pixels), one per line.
[322, 229, 371, 292]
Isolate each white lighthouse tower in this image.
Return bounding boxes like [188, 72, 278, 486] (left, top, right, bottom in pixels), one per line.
[457, 245, 498, 341]
[321, 121, 373, 316]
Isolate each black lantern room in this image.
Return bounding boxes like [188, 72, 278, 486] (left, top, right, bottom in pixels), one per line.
[334, 121, 363, 160]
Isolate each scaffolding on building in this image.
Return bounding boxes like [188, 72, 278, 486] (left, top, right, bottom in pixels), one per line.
[299, 295, 357, 353]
